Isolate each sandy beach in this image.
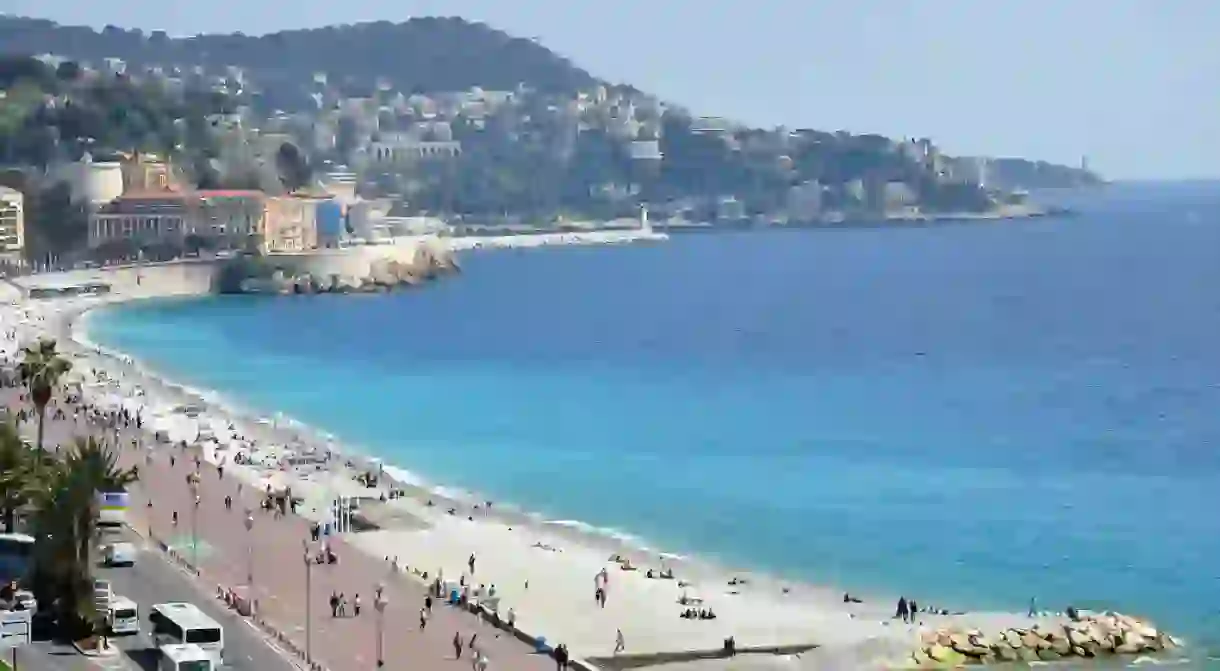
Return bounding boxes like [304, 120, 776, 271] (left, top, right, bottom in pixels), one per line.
[0, 236, 1185, 670]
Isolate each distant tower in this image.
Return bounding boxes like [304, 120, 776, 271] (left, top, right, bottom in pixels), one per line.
[639, 204, 652, 233]
[1080, 155, 1090, 173]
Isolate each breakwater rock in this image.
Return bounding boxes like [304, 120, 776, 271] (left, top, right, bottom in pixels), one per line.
[214, 242, 460, 295]
[895, 612, 1182, 668]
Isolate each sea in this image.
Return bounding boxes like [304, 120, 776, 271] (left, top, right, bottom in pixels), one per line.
[89, 182, 1220, 659]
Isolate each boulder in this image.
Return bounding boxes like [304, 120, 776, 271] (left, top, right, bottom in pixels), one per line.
[992, 644, 1018, 662]
[1020, 633, 1042, 649]
[1036, 648, 1061, 661]
[1016, 647, 1039, 662]
[925, 645, 965, 666]
[1049, 637, 1072, 655]
[1066, 628, 1094, 648]
[1003, 631, 1023, 649]
[1115, 634, 1146, 655]
[1071, 645, 1088, 658]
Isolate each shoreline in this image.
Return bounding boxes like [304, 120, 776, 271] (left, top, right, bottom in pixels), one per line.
[3, 250, 1193, 668]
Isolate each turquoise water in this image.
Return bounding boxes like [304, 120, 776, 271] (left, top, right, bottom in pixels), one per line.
[90, 183, 1220, 656]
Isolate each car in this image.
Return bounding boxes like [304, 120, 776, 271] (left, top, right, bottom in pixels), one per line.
[102, 542, 137, 567]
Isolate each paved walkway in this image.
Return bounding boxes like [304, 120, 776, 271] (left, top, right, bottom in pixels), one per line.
[7, 391, 558, 671]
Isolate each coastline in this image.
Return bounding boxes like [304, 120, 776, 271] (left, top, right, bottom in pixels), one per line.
[4, 237, 1194, 669]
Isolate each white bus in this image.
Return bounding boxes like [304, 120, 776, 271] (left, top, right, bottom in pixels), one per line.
[97, 490, 129, 527]
[159, 643, 214, 671]
[149, 603, 223, 663]
[106, 596, 139, 635]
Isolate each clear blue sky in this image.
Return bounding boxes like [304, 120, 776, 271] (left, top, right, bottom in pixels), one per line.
[2, 0, 1216, 180]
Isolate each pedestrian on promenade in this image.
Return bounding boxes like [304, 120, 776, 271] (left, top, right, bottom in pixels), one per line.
[555, 643, 569, 671]
[329, 592, 339, 618]
[353, 593, 361, 616]
[453, 632, 464, 659]
[469, 633, 479, 659]
[474, 653, 489, 671]
[615, 628, 625, 655]
[172, 511, 178, 526]
[419, 606, 429, 630]
[424, 595, 433, 612]
[469, 553, 476, 574]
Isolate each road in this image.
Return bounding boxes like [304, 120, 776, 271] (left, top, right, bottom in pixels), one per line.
[92, 526, 297, 671]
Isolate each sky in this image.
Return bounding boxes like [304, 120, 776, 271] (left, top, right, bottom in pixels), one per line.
[1, 0, 1216, 180]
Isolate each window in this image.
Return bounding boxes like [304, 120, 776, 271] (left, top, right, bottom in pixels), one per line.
[114, 608, 137, 619]
[185, 627, 221, 644]
[180, 661, 210, 671]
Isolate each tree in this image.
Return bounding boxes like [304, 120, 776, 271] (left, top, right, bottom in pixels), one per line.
[0, 421, 32, 532]
[30, 437, 137, 639]
[275, 142, 312, 191]
[17, 338, 73, 453]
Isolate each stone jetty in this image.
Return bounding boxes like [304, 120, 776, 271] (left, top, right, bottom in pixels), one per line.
[896, 612, 1182, 668]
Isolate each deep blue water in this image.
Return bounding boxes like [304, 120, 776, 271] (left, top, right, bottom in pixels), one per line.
[91, 183, 1220, 652]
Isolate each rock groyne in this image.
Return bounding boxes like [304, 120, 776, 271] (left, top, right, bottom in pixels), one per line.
[899, 612, 1182, 668]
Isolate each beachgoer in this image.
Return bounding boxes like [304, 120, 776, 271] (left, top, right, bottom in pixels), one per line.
[909, 599, 919, 619]
[614, 629, 625, 654]
[1028, 596, 1037, 617]
[896, 596, 909, 623]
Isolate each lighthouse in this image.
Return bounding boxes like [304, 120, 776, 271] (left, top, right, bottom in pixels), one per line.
[639, 204, 652, 234]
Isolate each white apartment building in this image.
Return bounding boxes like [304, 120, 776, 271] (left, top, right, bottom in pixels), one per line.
[0, 186, 25, 254]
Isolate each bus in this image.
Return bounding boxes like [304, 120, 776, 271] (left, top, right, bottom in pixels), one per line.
[98, 490, 130, 527]
[0, 533, 35, 585]
[149, 603, 223, 663]
[159, 643, 214, 671]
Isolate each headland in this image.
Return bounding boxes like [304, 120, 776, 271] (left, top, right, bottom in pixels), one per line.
[0, 234, 1193, 670]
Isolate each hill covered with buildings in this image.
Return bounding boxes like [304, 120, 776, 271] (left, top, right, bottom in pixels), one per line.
[0, 15, 1101, 267]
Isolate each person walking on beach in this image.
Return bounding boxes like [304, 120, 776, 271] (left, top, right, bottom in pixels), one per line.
[614, 628, 626, 655]
[1028, 596, 1038, 618]
[895, 596, 909, 623]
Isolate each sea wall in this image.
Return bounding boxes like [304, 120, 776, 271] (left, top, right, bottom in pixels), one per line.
[898, 612, 1182, 668]
[12, 259, 217, 299]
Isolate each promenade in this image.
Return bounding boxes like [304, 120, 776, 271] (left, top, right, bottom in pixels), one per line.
[9, 391, 557, 671]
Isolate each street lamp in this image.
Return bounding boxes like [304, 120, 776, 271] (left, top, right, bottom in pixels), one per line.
[374, 582, 388, 668]
[302, 541, 313, 664]
[190, 481, 201, 568]
[244, 510, 255, 588]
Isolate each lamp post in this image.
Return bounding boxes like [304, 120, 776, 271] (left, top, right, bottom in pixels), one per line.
[244, 510, 254, 588]
[302, 541, 313, 664]
[189, 480, 201, 568]
[374, 582, 388, 668]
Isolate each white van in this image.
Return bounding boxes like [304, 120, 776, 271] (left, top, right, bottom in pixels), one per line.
[103, 542, 137, 567]
[107, 597, 140, 635]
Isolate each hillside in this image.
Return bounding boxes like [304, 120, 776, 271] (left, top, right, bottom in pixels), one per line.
[0, 15, 599, 97]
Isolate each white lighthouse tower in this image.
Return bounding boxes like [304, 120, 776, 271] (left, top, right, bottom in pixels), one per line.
[639, 204, 652, 234]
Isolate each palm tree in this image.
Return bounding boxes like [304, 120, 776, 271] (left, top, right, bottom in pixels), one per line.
[30, 437, 138, 640]
[17, 338, 73, 453]
[0, 420, 34, 532]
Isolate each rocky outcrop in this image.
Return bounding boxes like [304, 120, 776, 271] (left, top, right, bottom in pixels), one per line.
[893, 613, 1182, 669]
[217, 242, 460, 296]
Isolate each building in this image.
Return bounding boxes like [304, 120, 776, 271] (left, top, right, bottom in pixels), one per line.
[786, 181, 824, 222]
[189, 190, 266, 246]
[58, 154, 125, 205]
[315, 200, 345, 247]
[120, 153, 176, 192]
[0, 186, 25, 254]
[88, 191, 188, 249]
[264, 195, 320, 253]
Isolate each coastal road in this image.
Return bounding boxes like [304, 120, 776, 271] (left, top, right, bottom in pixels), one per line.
[3, 386, 555, 671]
[94, 526, 298, 671]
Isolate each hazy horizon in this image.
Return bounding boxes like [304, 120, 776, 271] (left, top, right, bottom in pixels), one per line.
[1, 0, 1215, 181]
